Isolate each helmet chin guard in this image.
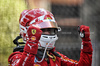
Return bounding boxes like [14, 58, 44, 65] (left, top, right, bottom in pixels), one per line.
[38, 35, 58, 49]
[36, 34, 58, 63]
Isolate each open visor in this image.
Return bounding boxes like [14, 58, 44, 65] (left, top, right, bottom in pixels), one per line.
[36, 21, 58, 29]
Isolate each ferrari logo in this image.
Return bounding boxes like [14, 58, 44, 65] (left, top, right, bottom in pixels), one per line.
[32, 29, 36, 35]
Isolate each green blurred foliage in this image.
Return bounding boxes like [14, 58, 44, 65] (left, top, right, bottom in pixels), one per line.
[0, 0, 27, 66]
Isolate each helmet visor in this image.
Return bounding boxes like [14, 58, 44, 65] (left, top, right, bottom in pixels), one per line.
[36, 21, 58, 29]
[41, 28, 58, 35]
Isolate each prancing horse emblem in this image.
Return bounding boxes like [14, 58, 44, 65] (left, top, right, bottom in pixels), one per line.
[32, 29, 36, 35]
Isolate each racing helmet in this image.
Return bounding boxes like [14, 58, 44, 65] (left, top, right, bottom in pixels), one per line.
[19, 8, 60, 49]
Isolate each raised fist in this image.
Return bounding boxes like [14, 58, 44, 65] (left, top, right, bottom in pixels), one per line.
[78, 25, 91, 41]
[27, 25, 42, 43]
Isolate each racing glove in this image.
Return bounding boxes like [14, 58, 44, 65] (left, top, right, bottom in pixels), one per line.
[24, 25, 42, 54]
[78, 25, 91, 41]
[78, 25, 93, 53]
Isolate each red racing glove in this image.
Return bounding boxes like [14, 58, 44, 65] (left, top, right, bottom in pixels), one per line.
[78, 25, 91, 41]
[78, 25, 93, 53]
[27, 25, 42, 43]
[24, 25, 42, 54]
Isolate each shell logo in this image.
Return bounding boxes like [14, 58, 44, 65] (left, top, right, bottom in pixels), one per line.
[34, 64, 41, 66]
[31, 36, 36, 41]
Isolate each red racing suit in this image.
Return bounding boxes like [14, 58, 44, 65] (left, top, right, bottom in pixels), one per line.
[8, 25, 93, 66]
[8, 41, 93, 66]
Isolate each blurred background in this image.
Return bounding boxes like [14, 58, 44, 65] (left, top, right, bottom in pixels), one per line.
[0, 0, 99, 66]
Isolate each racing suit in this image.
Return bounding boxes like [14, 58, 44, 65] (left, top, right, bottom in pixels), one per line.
[8, 25, 93, 66]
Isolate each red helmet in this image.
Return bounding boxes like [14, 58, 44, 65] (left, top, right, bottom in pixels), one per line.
[19, 8, 59, 43]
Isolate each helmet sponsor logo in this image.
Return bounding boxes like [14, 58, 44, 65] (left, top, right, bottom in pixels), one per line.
[32, 29, 36, 35]
[47, 17, 51, 21]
